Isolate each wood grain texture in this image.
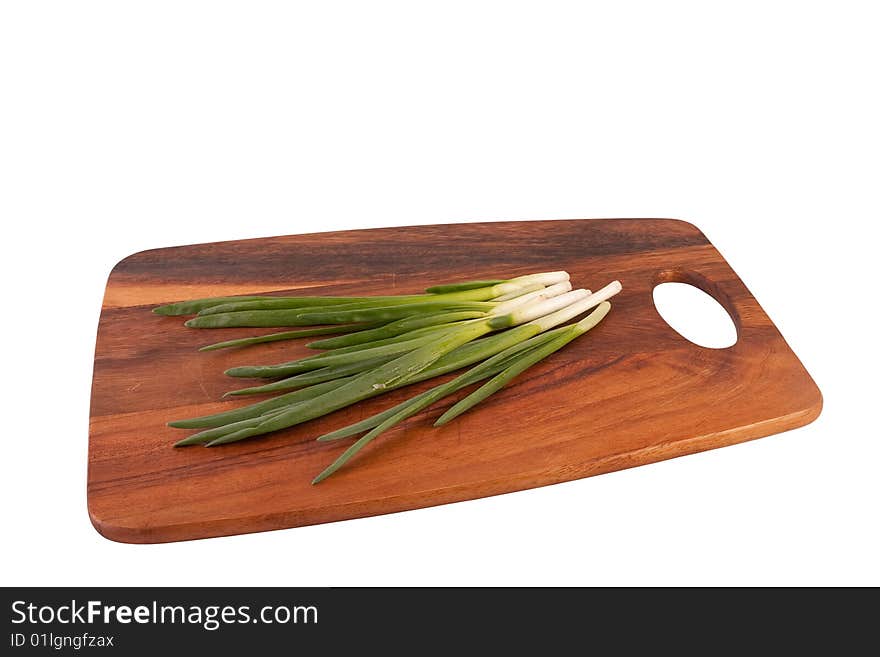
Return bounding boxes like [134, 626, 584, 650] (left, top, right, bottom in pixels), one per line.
[88, 218, 822, 543]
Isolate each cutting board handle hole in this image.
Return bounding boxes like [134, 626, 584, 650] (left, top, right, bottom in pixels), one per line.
[652, 276, 738, 349]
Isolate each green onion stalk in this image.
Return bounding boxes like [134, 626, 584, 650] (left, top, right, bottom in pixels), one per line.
[158, 273, 621, 484]
[171, 281, 620, 442]
[163, 272, 570, 328]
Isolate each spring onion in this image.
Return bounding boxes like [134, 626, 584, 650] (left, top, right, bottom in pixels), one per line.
[158, 272, 621, 484]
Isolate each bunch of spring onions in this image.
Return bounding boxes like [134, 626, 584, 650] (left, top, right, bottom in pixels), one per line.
[154, 271, 622, 483]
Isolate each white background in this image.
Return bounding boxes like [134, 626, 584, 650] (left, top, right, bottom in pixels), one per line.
[1, 1, 877, 586]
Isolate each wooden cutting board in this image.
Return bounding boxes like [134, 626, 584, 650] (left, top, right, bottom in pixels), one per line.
[88, 218, 822, 543]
